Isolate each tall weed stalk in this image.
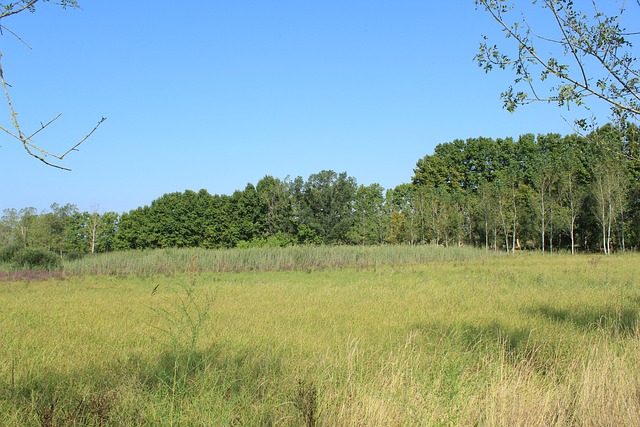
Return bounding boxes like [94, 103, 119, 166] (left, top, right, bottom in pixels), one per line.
[150, 254, 213, 424]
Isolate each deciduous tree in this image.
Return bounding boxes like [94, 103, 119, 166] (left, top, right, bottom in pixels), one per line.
[293, 171, 357, 244]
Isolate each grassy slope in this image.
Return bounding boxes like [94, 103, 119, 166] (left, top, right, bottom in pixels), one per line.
[1, 252, 639, 425]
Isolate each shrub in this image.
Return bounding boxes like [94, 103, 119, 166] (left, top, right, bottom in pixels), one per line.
[0, 243, 23, 263]
[64, 251, 86, 261]
[12, 248, 61, 270]
[265, 232, 293, 248]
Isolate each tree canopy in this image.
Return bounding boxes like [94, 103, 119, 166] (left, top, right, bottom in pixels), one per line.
[2, 124, 639, 257]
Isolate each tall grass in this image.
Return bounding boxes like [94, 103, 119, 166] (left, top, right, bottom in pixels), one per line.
[62, 244, 499, 276]
[1, 253, 639, 425]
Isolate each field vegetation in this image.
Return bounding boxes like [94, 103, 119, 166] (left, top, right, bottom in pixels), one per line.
[1, 246, 639, 425]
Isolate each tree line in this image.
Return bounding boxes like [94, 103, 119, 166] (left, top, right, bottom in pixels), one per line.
[2, 124, 639, 257]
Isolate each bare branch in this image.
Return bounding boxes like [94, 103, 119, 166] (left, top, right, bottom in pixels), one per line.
[24, 113, 63, 141]
[0, 53, 106, 171]
[0, 25, 33, 49]
[58, 116, 106, 160]
[0, 0, 102, 170]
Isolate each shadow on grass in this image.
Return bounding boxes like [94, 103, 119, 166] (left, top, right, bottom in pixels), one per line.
[133, 343, 287, 402]
[3, 372, 117, 427]
[1, 343, 293, 426]
[526, 303, 638, 336]
[410, 319, 562, 381]
[412, 320, 534, 356]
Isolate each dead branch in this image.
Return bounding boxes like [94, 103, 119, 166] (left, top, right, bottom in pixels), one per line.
[0, 53, 106, 171]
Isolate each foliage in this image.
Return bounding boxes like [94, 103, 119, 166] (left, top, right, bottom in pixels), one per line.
[257, 175, 296, 237]
[291, 170, 358, 244]
[11, 247, 61, 270]
[0, 242, 22, 263]
[412, 126, 639, 252]
[349, 183, 388, 245]
[475, 0, 640, 126]
[0, 1, 79, 16]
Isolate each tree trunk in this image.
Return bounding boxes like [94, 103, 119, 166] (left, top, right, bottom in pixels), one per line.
[540, 189, 545, 253]
[511, 184, 517, 254]
[549, 195, 554, 254]
[569, 177, 575, 255]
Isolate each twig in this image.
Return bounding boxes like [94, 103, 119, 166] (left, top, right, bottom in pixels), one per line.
[0, 24, 33, 49]
[0, 52, 106, 170]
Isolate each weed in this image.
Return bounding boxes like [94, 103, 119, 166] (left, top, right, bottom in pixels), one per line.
[150, 254, 214, 424]
[38, 401, 56, 427]
[295, 379, 318, 427]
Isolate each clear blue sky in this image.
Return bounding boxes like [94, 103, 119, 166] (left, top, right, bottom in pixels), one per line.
[0, 1, 605, 214]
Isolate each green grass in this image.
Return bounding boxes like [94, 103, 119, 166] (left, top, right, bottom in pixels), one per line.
[1, 250, 639, 425]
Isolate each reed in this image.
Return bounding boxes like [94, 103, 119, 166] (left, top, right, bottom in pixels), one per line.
[62, 244, 499, 276]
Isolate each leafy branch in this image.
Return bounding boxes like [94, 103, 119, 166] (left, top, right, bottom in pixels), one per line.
[475, 0, 640, 127]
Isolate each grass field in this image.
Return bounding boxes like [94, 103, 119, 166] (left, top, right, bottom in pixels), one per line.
[1, 248, 639, 425]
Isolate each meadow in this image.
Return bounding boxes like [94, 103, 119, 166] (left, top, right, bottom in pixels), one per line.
[1, 247, 639, 426]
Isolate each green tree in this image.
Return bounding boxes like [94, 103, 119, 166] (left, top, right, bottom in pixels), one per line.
[412, 185, 432, 244]
[148, 190, 214, 248]
[349, 183, 387, 245]
[385, 184, 419, 244]
[231, 183, 266, 245]
[203, 194, 237, 248]
[413, 139, 467, 190]
[555, 135, 590, 253]
[475, 0, 639, 125]
[424, 187, 447, 245]
[66, 210, 119, 254]
[113, 207, 152, 250]
[622, 123, 640, 249]
[529, 134, 566, 253]
[589, 125, 630, 254]
[25, 203, 77, 255]
[256, 175, 295, 238]
[0, 208, 36, 246]
[476, 179, 500, 250]
[293, 170, 357, 244]
[492, 137, 524, 252]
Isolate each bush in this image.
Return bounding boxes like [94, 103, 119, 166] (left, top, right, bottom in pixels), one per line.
[63, 251, 86, 261]
[12, 248, 61, 270]
[0, 243, 23, 263]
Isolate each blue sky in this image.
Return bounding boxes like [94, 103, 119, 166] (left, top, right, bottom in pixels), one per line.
[0, 1, 607, 214]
